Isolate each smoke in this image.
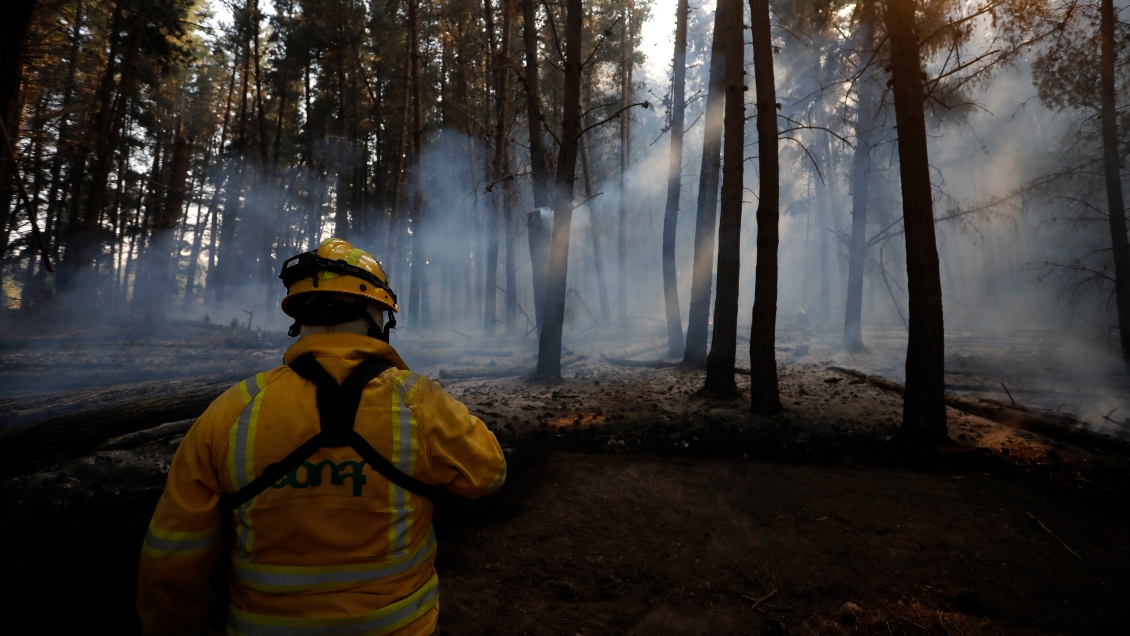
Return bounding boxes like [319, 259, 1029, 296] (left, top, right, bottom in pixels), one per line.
[3, 1, 1129, 435]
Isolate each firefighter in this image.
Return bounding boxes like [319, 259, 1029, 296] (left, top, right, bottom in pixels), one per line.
[138, 238, 506, 636]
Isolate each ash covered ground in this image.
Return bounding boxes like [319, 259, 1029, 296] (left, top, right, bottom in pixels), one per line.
[1, 323, 1128, 635]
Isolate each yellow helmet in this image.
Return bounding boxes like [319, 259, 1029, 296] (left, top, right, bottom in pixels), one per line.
[279, 238, 398, 318]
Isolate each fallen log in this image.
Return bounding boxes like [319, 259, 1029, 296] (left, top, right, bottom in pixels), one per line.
[828, 366, 1130, 456]
[0, 372, 245, 428]
[602, 357, 678, 369]
[96, 418, 196, 451]
[439, 355, 585, 380]
[0, 372, 245, 478]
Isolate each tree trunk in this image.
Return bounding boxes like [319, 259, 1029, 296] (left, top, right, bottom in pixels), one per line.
[843, 0, 878, 353]
[522, 0, 552, 330]
[483, 0, 500, 336]
[534, 0, 583, 380]
[193, 52, 238, 306]
[0, 0, 35, 133]
[386, 50, 412, 295]
[408, 0, 429, 327]
[137, 123, 192, 327]
[211, 34, 252, 306]
[617, 0, 633, 325]
[682, 0, 729, 368]
[748, 0, 782, 414]
[78, 0, 147, 276]
[0, 0, 38, 294]
[661, 0, 690, 358]
[1100, 0, 1130, 373]
[703, 0, 745, 397]
[886, 0, 946, 440]
[496, 0, 516, 332]
[580, 120, 612, 322]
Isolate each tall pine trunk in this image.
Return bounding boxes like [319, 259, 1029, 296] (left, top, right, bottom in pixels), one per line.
[748, 0, 782, 414]
[1100, 0, 1130, 373]
[703, 0, 745, 397]
[682, 0, 729, 368]
[137, 122, 192, 327]
[483, 0, 501, 336]
[521, 0, 552, 331]
[579, 113, 611, 321]
[886, 0, 946, 440]
[78, 0, 147, 278]
[617, 0, 633, 325]
[407, 0, 430, 327]
[534, 0, 583, 380]
[661, 0, 689, 358]
[843, 0, 879, 353]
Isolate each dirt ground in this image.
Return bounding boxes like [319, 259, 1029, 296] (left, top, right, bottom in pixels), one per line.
[2, 330, 1129, 635]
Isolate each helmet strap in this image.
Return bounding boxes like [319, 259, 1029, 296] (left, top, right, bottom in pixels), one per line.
[368, 311, 396, 342]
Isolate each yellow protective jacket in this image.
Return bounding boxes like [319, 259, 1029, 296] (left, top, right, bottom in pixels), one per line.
[138, 332, 506, 636]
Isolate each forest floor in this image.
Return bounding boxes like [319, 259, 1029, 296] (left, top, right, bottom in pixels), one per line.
[1, 322, 1128, 635]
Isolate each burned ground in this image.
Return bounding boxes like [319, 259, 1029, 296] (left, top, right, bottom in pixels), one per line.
[1, 327, 1127, 635]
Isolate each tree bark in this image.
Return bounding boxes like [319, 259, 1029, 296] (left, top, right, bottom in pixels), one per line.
[0, 0, 38, 291]
[483, 0, 501, 336]
[580, 117, 612, 322]
[0, 0, 35, 134]
[534, 0, 583, 380]
[386, 46, 412, 296]
[77, 0, 147, 277]
[617, 0, 634, 325]
[661, 0, 689, 358]
[748, 0, 782, 414]
[1100, 0, 1130, 373]
[136, 123, 192, 327]
[703, 0, 745, 397]
[682, 0, 729, 368]
[843, 0, 879, 353]
[497, 0, 517, 332]
[521, 0, 552, 331]
[886, 0, 946, 440]
[408, 0, 429, 327]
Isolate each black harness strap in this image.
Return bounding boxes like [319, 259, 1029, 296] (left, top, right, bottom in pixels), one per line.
[224, 355, 442, 509]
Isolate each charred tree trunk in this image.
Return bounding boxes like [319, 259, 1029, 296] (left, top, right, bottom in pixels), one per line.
[843, 0, 879, 353]
[617, 0, 633, 325]
[1100, 0, 1130, 373]
[521, 0, 552, 331]
[682, 0, 729, 368]
[77, 1, 147, 279]
[498, 0, 517, 332]
[703, 0, 745, 397]
[0, 0, 37, 288]
[0, 0, 35, 133]
[748, 0, 782, 414]
[407, 0, 429, 327]
[45, 0, 84, 269]
[886, 0, 946, 440]
[483, 0, 501, 336]
[534, 0, 583, 380]
[386, 48, 412, 296]
[579, 112, 611, 321]
[661, 0, 689, 358]
[210, 34, 252, 306]
[136, 123, 192, 327]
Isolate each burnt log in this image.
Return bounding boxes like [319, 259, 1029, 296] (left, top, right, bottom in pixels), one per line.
[0, 372, 244, 477]
[828, 366, 1130, 456]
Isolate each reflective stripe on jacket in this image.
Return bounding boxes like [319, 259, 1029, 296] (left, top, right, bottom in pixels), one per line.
[138, 333, 506, 636]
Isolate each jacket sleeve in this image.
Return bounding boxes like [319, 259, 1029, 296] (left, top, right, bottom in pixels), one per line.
[137, 402, 228, 636]
[410, 376, 507, 498]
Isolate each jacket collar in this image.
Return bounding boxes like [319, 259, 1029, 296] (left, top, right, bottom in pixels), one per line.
[282, 332, 409, 370]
